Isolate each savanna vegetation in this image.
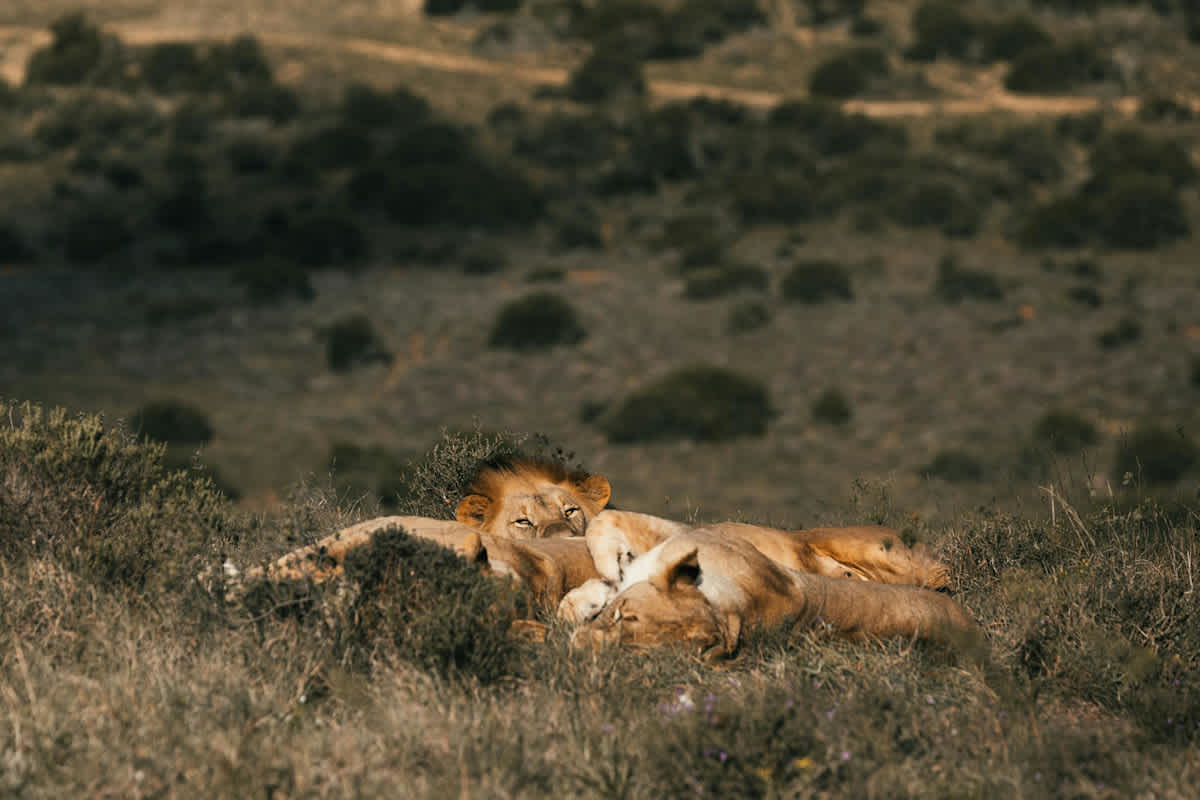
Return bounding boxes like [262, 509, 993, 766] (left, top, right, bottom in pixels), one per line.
[2, 0, 1199, 793]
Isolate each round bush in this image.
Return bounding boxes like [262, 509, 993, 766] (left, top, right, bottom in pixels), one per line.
[1092, 174, 1189, 250]
[781, 260, 854, 304]
[1113, 425, 1198, 486]
[598, 365, 773, 442]
[1089, 129, 1197, 188]
[488, 292, 587, 351]
[812, 388, 852, 426]
[129, 401, 215, 445]
[933, 256, 1004, 303]
[328, 442, 412, 510]
[323, 314, 393, 372]
[683, 264, 769, 300]
[979, 15, 1052, 61]
[233, 259, 316, 305]
[567, 46, 646, 104]
[1097, 316, 1143, 350]
[61, 206, 133, 263]
[461, 242, 508, 275]
[920, 449, 984, 482]
[1005, 42, 1117, 94]
[25, 13, 115, 87]
[227, 83, 302, 123]
[726, 300, 771, 334]
[288, 124, 375, 171]
[1034, 409, 1098, 453]
[342, 83, 430, 128]
[0, 221, 36, 263]
[905, 0, 976, 61]
[809, 46, 889, 99]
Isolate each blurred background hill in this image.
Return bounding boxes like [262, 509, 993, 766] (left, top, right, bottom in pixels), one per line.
[1, 0, 1198, 524]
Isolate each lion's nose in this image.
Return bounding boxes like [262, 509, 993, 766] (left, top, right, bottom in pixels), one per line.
[539, 521, 572, 538]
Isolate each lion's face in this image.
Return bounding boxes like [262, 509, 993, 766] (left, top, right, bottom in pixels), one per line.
[569, 543, 740, 659]
[455, 460, 611, 539]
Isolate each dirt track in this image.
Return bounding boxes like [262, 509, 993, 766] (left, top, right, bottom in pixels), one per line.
[0, 21, 1141, 117]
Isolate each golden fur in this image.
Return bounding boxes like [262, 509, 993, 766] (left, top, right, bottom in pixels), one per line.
[455, 458, 611, 539]
[570, 529, 980, 659]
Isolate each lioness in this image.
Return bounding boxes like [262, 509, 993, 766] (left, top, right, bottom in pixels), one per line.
[570, 529, 981, 659]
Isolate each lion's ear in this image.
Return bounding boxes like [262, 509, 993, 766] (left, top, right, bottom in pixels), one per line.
[574, 474, 612, 514]
[456, 494, 491, 528]
[650, 545, 700, 594]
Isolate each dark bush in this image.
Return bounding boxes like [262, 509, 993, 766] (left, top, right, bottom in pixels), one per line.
[726, 299, 771, 334]
[768, 100, 908, 157]
[233, 259, 316, 305]
[934, 255, 1005, 302]
[1018, 193, 1095, 249]
[1113, 425, 1198, 486]
[129, 401, 215, 445]
[154, 173, 214, 233]
[1097, 316, 1143, 350]
[1138, 94, 1194, 123]
[328, 442, 412, 510]
[568, 0, 670, 53]
[461, 242, 508, 275]
[598, 365, 773, 442]
[488, 292, 587, 350]
[526, 266, 566, 283]
[1034, 409, 1098, 453]
[513, 112, 618, 169]
[227, 136, 276, 173]
[780, 260, 853, 303]
[1088, 129, 1197, 189]
[61, 206, 134, 263]
[1091, 174, 1189, 250]
[812, 388, 852, 426]
[323, 314, 393, 372]
[103, 159, 144, 189]
[424, 0, 469, 15]
[1066, 285, 1103, 309]
[288, 124, 375, 171]
[342, 83, 430, 128]
[1056, 111, 1104, 145]
[888, 176, 981, 237]
[808, 46, 889, 99]
[659, 0, 767, 58]
[325, 525, 525, 681]
[141, 43, 206, 93]
[555, 216, 607, 250]
[566, 46, 646, 104]
[683, 264, 769, 300]
[227, 83, 302, 123]
[731, 170, 820, 224]
[1191, 355, 1200, 388]
[0, 401, 231, 591]
[272, 210, 369, 269]
[978, 15, 1052, 61]
[1005, 42, 1117, 93]
[920, 449, 984, 482]
[905, 0, 976, 61]
[25, 13, 122, 87]
[0, 221, 36, 263]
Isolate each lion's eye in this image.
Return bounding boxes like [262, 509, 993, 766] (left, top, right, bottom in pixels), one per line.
[563, 506, 579, 518]
[514, 518, 533, 527]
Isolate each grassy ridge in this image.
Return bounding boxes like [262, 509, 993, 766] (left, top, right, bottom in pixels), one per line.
[1, 401, 1197, 797]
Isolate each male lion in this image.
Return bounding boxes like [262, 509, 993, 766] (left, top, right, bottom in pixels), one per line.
[222, 458, 608, 601]
[570, 529, 981, 659]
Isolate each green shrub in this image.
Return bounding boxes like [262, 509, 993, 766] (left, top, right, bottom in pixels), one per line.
[1034, 409, 1098, 453]
[462, 242, 508, 275]
[890, 176, 982, 238]
[1005, 42, 1117, 93]
[683, 264, 769, 300]
[129, 401, 215, 445]
[566, 46, 646, 104]
[60, 205, 134, 263]
[1066, 285, 1103, 309]
[322, 314, 393, 372]
[514, 112, 618, 170]
[1091, 174, 1189, 250]
[555, 215, 607, 250]
[25, 13, 122, 87]
[1137, 94, 1194, 123]
[1097, 316, 1143, 350]
[0, 220, 36, 263]
[726, 299, 771, 334]
[1192, 355, 1200, 389]
[488, 292, 587, 350]
[905, 0, 976, 61]
[1056, 111, 1104, 145]
[233, 259, 316, 305]
[1018, 193, 1094, 249]
[920, 449, 984, 482]
[400, 427, 532, 518]
[1089, 129, 1197, 188]
[342, 83, 430, 128]
[780, 260, 854, 303]
[324, 525, 526, 681]
[658, 0, 767, 59]
[933, 255, 1005, 303]
[328, 442, 412, 510]
[227, 83, 302, 123]
[731, 170, 820, 224]
[979, 15, 1052, 61]
[288, 124, 375, 171]
[812, 388, 852, 426]
[424, 0, 468, 15]
[1113, 425, 1198, 486]
[227, 136, 276, 173]
[768, 101, 908, 157]
[598, 365, 773, 442]
[526, 266, 566, 283]
[808, 46, 889, 99]
[0, 400, 231, 591]
[272, 210, 369, 269]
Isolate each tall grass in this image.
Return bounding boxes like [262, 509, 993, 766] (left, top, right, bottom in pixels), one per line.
[1, 402, 1197, 797]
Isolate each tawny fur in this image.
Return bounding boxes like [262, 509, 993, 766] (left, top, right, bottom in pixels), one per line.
[572, 529, 980, 658]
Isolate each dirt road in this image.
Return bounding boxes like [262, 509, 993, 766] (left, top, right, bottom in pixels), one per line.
[0, 21, 1141, 117]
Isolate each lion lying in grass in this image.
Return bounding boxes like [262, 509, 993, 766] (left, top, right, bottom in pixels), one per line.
[569, 528, 981, 659]
[226, 457, 978, 656]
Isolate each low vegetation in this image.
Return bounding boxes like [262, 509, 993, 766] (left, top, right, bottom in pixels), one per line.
[488, 292, 587, 351]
